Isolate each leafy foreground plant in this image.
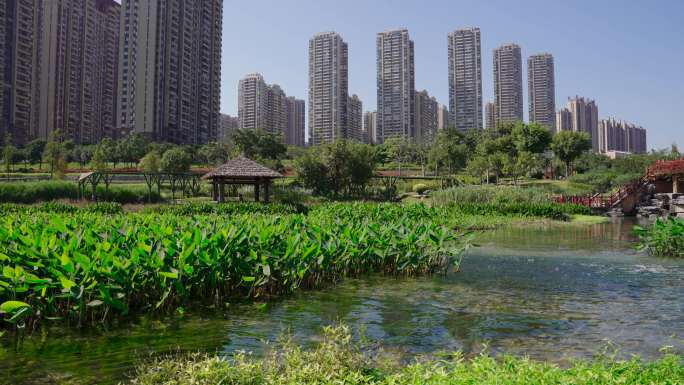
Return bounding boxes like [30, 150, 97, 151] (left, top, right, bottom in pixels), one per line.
[0, 208, 469, 330]
[127, 325, 684, 385]
[635, 218, 684, 258]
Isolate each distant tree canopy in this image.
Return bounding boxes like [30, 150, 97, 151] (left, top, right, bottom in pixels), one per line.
[551, 131, 592, 177]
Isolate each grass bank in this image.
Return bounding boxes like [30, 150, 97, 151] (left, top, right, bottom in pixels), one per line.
[128, 325, 684, 385]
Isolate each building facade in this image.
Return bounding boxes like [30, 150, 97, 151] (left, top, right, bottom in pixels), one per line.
[285, 97, 305, 147]
[598, 118, 647, 154]
[376, 29, 415, 143]
[485, 102, 496, 130]
[363, 111, 377, 144]
[347, 94, 363, 142]
[527, 53, 555, 131]
[415, 90, 438, 143]
[116, 0, 223, 144]
[308, 32, 348, 145]
[264, 84, 287, 135]
[493, 43, 523, 125]
[447, 27, 482, 130]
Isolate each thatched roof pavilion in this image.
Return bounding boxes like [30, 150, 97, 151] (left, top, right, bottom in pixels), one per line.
[202, 157, 282, 202]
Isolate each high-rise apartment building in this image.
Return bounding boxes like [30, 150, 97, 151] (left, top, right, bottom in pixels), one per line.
[117, 0, 223, 144]
[485, 102, 496, 130]
[377, 29, 415, 143]
[285, 97, 305, 147]
[238, 73, 303, 144]
[219, 114, 238, 141]
[527, 53, 555, 131]
[556, 108, 572, 132]
[437, 105, 449, 131]
[0, 0, 121, 145]
[309, 32, 348, 145]
[38, 0, 121, 144]
[448, 27, 482, 130]
[0, 0, 41, 144]
[363, 111, 377, 144]
[415, 90, 438, 143]
[238, 73, 268, 130]
[493, 43, 523, 125]
[347, 94, 363, 142]
[598, 119, 647, 154]
[564, 96, 599, 151]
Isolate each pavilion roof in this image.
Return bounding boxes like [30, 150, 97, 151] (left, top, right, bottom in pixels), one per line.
[202, 157, 282, 179]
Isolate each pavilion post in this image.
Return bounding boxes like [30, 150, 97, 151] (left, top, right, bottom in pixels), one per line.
[219, 181, 225, 202]
[254, 182, 260, 202]
[264, 180, 270, 203]
[212, 180, 218, 201]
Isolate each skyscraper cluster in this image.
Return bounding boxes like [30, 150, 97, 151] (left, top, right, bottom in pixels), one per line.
[0, 0, 223, 146]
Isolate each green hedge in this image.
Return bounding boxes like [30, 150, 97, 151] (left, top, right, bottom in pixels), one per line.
[145, 201, 307, 215]
[0, 181, 160, 204]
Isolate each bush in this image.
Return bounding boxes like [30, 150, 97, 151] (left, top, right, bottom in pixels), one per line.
[146, 202, 306, 216]
[635, 218, 684, 258]
[412, 183, 429, 194]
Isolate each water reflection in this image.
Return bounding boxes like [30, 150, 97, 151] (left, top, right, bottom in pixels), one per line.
[2, 220, 683, 385]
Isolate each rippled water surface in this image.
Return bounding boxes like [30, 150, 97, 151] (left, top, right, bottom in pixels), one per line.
[3, 219, 683, 384]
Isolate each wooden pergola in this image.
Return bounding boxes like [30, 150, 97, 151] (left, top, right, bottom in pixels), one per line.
[202, 157, 282, 203]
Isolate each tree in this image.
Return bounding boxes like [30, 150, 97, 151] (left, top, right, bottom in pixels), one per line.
[551, 131, 592, 177]
[429, 128, 468, 175]
[138, 151, 161, 173]
[232, 129, 286, 161]
[25, 139, 47, 169]
[381, 137, 411, 176]
[512, 122, 552, 154]
[118, 133, 148, 167]
[44, 130, 67, 179]
[199, 141, 232, 166]
[294, 148, 331, 195]
[160, 148, 192, 173]
[90, 143, 109, 172]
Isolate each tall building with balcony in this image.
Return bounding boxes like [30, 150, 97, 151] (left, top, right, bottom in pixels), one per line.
[238, 73, 268, 130]
[219, 114, 238, 141]
[264, 84, 287, 135]
[448, 27, 482, 130]
[363, 111, 377, 144]
[415, 90, 438, 143]
[116, 0, 223, 144]
[485, 102, 496, 130]
[493, 43, 523, 125]
[1, 0, 121, 145]
[437, 104, 449, 131]
[556, 108, 572, 132]
[565, 96, 599, 151]
[347, 94, 363, 142]
[0, 0, 41, 145]
[377, 29, 415, 143]
[309, 32, 348, 145]
[285, 97, 305, 147]
[598, 118, 647, 154]
[527, 53, 555, 131]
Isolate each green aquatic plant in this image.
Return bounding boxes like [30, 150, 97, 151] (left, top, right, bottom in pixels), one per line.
[635, 218, 684, 258]
[128, 325, 684, 385]
[0, 206, 469, 330]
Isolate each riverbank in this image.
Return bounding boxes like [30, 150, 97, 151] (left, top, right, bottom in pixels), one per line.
[128, 325, 683, 385]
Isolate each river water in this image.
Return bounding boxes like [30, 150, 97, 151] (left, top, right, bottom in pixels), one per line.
[3, 219, 683, 384]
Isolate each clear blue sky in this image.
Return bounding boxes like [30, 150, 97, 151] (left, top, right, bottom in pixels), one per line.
[221, 0, 683, 150]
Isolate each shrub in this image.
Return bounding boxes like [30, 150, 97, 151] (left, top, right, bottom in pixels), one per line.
[0, 181, 161, 204]
[412, 183, 429, 194]
[635, 218, 684, 258]
[432, 185, 554, 206]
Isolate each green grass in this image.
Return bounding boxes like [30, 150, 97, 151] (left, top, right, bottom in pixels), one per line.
[128, 325, 684, 385]
[570, 215, 610, 225]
